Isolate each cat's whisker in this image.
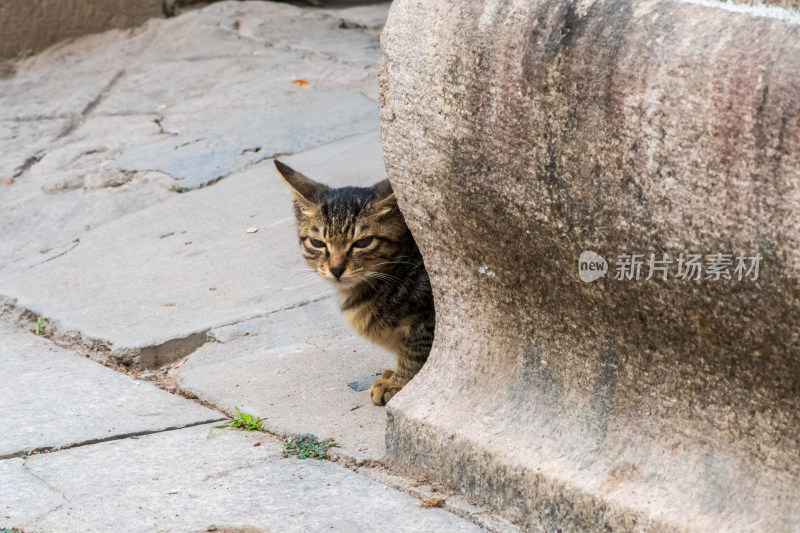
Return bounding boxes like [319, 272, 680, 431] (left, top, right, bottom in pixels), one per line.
[363, 271, 404, 288]
[288, 275, 320, 284]
[371, 277, 404, 289]
[369, 258, 417, 268]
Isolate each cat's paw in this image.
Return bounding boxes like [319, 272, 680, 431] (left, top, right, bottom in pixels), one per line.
[369, 370, 402, 406]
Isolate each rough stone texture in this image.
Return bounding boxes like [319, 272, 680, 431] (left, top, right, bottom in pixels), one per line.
[5, 425, 483, 533]
[380, 0, 800, 531]
[0, 0, 163, 67]
[0, 321, 222, 459]
[179, 298, 395, 461]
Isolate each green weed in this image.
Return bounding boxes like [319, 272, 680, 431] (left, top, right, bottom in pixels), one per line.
[35, 316, 43, 336]
[208, 406, 263, 438]
[283, 434, 339, 460]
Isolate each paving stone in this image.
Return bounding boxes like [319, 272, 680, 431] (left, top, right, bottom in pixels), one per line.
[0, 321, 222, 459]
[179, 298, 395, 461]
[0, 130, 386, 368]
[9, 425, 483, 533]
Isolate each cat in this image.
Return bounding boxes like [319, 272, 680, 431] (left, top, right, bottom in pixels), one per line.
[274, 160, 435, 406]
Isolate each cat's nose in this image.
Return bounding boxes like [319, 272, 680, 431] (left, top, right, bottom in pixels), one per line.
[329, 265, 345, 279]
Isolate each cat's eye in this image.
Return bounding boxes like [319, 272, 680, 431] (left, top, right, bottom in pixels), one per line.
[352, 236, 374, 249]
[308, 238, 326, 248]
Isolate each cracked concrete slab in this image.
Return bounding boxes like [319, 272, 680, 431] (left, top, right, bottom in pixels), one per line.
[0, 129, 387, 367]
[9, 425, 483, 533]
[0, 321, 222, 459]
[0, 0, 391, 370]
[0, 0, 388, 277]
[179, 297, 395, 461]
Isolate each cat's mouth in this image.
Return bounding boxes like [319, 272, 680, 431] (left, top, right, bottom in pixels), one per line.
[323, 273, 363, 289]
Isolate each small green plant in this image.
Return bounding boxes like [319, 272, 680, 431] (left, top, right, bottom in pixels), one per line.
[283, 434, 340, 460]
[208, 406, 263, 438]
[35, 316, 43, 336]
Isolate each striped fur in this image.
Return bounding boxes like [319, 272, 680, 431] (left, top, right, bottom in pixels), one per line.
[275, 160, 435, 405]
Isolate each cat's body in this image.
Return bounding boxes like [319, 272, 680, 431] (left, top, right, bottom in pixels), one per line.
[274, 160, 434, 405]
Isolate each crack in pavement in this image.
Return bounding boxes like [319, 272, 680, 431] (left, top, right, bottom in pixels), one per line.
[18, 458, 69, 528]
[28, 238, 80, 269]
[12, 153, 43, 178]
[0, 292, 336, 372]
[157, 128, 378, 193]
[57, 69, 125, 140]
[7, 70, 126, 181]
[1, 418, 226, 462]
[4, 114, 74, 122]
[204, 293, 336, 344]
[153, 116, 178, 136]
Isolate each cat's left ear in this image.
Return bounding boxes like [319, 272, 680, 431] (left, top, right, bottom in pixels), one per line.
[372, 179, 398, 216]
[274, 160, 328, 204]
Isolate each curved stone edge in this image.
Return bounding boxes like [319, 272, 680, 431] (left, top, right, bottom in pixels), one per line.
[379, 0, 800, 530]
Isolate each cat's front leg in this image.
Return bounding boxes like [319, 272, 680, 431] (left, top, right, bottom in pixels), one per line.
[369, 369, 406, 406]
[369, 321, 433, 405]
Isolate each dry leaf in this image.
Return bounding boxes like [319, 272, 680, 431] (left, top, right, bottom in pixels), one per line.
[409, 475, 428, 487]
[420, 497, 445, 508]
[292, 79, 310, 86]
[253, 441, 261, 447]
[172, 358, 188, 369]
[3, 178, 13, 185]
[164, 302, 176, 307]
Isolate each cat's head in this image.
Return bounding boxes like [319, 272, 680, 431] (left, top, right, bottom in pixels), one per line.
[275, 160, 409, 290]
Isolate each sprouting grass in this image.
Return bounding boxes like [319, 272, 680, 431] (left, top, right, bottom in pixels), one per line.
[35, 316, 43, 336]
[208, 406, 263, 438]
[283, 434, 340, 460]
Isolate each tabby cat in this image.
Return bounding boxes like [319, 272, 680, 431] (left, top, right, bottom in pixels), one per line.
[274, 160, 435, 405]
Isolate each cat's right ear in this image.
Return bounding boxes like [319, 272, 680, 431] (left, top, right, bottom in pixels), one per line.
[274, 160, 328, 204]
[371, 179, 398, 217]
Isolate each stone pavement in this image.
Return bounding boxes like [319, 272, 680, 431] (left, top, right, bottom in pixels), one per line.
[0, 323, 481, 532]
[0, 2, 513, 531]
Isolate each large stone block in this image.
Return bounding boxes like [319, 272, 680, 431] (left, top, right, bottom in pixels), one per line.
[380, 0, 800, 530]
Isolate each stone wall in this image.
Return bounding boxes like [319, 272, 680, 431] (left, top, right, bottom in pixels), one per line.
[380, 0, 800, 530]
[0, 0, 167, 70]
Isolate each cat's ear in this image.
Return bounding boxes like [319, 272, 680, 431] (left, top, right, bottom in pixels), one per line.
[372, 179, 398, 217]
[274, 160, 328, 204]
[373, 179, 394, 201]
